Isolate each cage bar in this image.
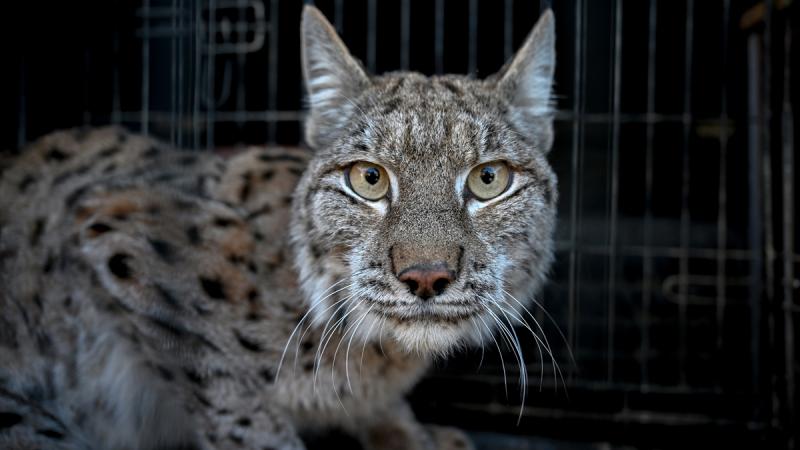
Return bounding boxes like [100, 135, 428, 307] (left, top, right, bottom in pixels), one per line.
[16, 59, 26, 149]
[678, 0, 694, 388]
[715, 0, 730, 375]
[267, 0, 279, 143]
[367, 0, 376, 72]
[401, 0, 410, 71]
[567, 0, 585, 382]
[206, 0, 216, 148]
[83, 49, 91, 126]
[641, 0, 657, 389]
[467, 0, 477, 75]
[503, 0, 513, 60]
[235, 0, 247, 143]
[112, 16, 122, 126]
[141, 0, 151, 135]
[434, 0, 443, 74]
[193, 0, 202, 148]
[334, 0, 343, 32]
[606, 0, 622, 384]
[170, 0, 177, 145]
[781, 20, 796, 448]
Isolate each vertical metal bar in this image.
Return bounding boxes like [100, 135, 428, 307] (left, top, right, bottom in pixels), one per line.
[83, 48, 91, 125]
[334, 0, 344, 32]
[367, 0, 377, 72]
[746, 33, 764, 400]
[780, 21, 796, 448]
[754, 0, 773, 406]
[606, 0, 623, 384]
[715, 0, 730, 371]
[467, 0, 478, 75]
[207, 0, 216, 149]
[17, 58, 26, 148]
[503, 0, 513, 60]
[678, 0, 694, 387]
[170, 0, 178, 145]
[236, 0, 247, 142]
[267, 0, 279, 143]
[641, 0, 657, 389]
[112, 5, 121, 125]
[400, 0, 410, 70]
[142, 0, 150, 135]
[434, 0, 444, 74]
[761, 0, 778, 424]
[177, 0, 185, 149]
[567, 0, 585, 380]
[193, 0, 202, 148]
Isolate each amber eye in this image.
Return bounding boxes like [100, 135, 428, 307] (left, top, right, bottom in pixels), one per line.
[466, 161, 511, 200]
[347, 161, 390, 200]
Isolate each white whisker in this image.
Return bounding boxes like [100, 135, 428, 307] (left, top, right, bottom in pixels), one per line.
[490, 298, 530, 424]
[501, 289, 570, 393]
[314, 298, 365, 392]
[312, 295, 356, 392]
[495, 297, 546, 391]
[500, 284, 576, 367]
[275, 280, 351, 380]
[475, 312, 509, 399]
[330, 303, 373, 414]
[344, 305, 374, 394]
[483, 304, 526, 405]
[359, 311, 380, 377]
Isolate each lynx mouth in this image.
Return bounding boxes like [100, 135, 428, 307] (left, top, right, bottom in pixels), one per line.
[367, 298, 482, 326]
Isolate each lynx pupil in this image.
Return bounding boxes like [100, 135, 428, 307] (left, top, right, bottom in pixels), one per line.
[364, 167, 380, 185]
[480, 167, 495, 184]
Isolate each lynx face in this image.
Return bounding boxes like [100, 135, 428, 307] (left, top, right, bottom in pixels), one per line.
[291, 7, 557, 354]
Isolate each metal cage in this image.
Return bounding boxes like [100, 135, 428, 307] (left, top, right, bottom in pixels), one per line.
[4, 0, 797, 448]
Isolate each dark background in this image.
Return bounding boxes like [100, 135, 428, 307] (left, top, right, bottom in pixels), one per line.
[2, 0, 798, 448]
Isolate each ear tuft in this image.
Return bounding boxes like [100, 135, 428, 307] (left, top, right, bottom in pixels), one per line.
[301, 6, 370, 149]
[494, 9, 556, 151]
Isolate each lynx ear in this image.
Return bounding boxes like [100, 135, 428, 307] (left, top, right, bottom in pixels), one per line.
[301, 6, 370, 149]
[494, 9, 556, 152]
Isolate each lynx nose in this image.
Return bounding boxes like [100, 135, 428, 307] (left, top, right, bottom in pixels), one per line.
[397, 263, 455, 301]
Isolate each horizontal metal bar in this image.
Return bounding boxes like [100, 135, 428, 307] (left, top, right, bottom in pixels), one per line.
[111, 110, 305, 123]
[446, 402, 767, 428]
[136, 23, 269, 37]
[426, 374, 734, 396]
[554, 242, 800, 262]
[136, 0, 261, 17]
[116, 108, 745, 127]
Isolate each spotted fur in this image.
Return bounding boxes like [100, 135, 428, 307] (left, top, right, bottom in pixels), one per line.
[0, 6, 556, 450]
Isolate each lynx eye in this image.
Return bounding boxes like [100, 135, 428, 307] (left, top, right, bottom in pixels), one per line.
[466, 161, 511, 200]
[347, 161, 390, 200]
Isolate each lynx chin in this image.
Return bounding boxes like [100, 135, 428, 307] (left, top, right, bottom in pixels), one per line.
[0, 6, 558, 450]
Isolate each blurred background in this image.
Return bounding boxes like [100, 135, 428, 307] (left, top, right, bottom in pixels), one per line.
[1, 0, 797, 448]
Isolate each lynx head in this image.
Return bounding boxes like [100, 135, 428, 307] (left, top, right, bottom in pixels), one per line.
[291, 6, 557, 355]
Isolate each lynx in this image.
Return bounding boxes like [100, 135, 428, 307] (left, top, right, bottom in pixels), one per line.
[0, 6, 557, 450]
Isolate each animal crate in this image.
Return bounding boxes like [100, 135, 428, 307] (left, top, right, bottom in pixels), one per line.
[3, 0, 797, 448]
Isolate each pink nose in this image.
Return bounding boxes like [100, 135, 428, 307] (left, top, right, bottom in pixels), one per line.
[397, 263, 456, 301]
